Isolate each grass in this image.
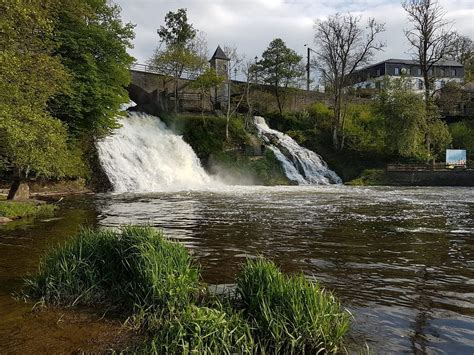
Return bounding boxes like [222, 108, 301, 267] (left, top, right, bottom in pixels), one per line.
[24, 226, 202, 320]
[0, 200, 57, 220]
[347, 169, 390, 186]
[25, 226, 351, 353]
[237, 257, 351, 353]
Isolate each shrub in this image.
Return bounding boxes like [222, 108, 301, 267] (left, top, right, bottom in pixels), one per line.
[236, 257, 351, 353]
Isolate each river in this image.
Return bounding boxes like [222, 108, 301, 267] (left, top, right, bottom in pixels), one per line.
[1, 185, 473, 353]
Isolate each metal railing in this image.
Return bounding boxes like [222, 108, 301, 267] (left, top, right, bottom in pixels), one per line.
[386, 163, 470, 171]
[130, 63, 198, 80]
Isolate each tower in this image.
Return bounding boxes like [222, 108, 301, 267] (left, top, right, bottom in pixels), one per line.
[209, 45, 230, 109]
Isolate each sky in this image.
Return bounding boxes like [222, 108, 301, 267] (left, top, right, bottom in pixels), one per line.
[115, 0, 474, 67]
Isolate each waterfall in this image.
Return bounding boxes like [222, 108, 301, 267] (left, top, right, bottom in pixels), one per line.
[97, 112, 218, 192]
[254, 116, 342, 185]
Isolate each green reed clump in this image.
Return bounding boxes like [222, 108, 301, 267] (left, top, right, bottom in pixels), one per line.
[24, 226, 201, 318]
[148, 304, 256, 354]
[236, 257, 351, 353]
[25, 226, 351, 353]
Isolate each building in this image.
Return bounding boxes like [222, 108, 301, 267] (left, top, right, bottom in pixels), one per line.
[351, 58, 464, 93]
[209, 45, 230, 109]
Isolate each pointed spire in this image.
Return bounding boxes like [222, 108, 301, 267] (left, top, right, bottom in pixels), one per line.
[210, 45, 229, 61]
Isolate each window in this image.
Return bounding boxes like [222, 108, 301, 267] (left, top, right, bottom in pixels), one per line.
[418, 79, 423, 90]
[451, 69, 457, 77]
[376, 69, 381, 76]
[439, 68, 445, 76]
[394, 67, 400, 75]
[417, 68, 422, 76]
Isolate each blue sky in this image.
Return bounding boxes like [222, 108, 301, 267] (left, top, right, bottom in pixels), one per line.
[115, 0, 474, 67]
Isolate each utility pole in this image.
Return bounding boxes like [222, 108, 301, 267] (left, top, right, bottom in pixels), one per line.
[304, 44, 316, 91]
[306, 46, 310, 91]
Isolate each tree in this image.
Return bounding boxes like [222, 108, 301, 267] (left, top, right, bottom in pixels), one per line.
[256, 39, 303, 114]
[48, 0, 135, 138]
[191, 68, 225, 118]
[314, 13, 385, 150]
[0, 0, 85, 198]
[451, 34, 473, 81]
[402, 0, 457, 102]
[149, 8, 207, 113]
[223, 46, 246, 140]
[375, 77, 451, 161]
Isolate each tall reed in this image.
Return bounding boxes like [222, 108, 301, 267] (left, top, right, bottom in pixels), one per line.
[236, 257, 351, 353]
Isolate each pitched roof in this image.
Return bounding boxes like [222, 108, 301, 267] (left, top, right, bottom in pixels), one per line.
[354, 58, 463, 73]
[210, 45, 229, 61]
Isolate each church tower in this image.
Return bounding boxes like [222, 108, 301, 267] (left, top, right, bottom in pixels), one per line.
[209, 45, 230, 109]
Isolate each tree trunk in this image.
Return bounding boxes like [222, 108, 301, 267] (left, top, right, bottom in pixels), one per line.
[7, 179, 30, 200]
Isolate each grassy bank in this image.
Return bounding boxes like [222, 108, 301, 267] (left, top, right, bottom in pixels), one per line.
[0, 199, 57, 221]
[25, 226, 350, 353]
[347, 169, 390, 186]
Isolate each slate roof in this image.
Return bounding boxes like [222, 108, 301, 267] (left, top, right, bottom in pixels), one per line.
[210, 45, 229, 61]
[356, 58, 463, 72]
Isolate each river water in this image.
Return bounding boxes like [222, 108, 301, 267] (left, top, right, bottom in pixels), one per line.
[1, 186, 473, 353]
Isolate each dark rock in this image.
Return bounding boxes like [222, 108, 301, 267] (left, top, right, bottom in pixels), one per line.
[7, 181, 29, 200]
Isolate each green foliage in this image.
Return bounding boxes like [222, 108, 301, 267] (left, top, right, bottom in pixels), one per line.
[48, 0, 135, 138]
[450, 120, 474, 154]
[344, 104, 386, 155]
[375, 78, 428, 159]
[26, 225, 351, 353]
[149, 304, 255, 354]
[257, 38, 303, 113]
[236, 257, 351, 353]
[347, 169, 388, 186]
[308, 102, 333, 131]
[157, 8, 196, 46]
[25, 226, 201, 319]
[191, 68, 225, 112]
[210, 150, 290, 186]
[0, 0, 86, 179]
[0, 201, 57, 219]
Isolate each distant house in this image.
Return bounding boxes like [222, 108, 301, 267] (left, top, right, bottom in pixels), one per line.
[350, 58, 464, 93]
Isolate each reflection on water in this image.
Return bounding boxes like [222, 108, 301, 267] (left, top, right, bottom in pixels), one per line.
[0, 186, 473, 353]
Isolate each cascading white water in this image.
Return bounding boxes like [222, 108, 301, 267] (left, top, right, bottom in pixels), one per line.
[97, 112, 218, 192]
[254, 116, 342, 185]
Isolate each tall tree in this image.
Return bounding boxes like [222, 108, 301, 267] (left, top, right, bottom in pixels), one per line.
[451, 34, 473, 82]
[0, 0, 85, 197]
[314, 13, 385, 150]
[402, 0, 457, 102]
[48, 0, 135, 138]
[256, 38, 303, 114]
[149, 8, 207, 113]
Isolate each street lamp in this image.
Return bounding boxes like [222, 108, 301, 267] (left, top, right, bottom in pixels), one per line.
[304, 44, 317, 91]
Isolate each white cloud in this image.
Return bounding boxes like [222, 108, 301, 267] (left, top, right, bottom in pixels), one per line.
[115, 0, 474, 65]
